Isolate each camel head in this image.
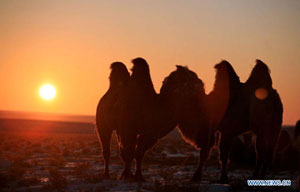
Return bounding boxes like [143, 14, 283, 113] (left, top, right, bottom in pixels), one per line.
[160, 65, 205, 116]
[109, 62, 130, 88]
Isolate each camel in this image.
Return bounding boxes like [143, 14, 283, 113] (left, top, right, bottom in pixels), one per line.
[96, 59, 282, 184]
[118, 57, 158, 180]
[95, 62, 130, 178]
[119, 61, 230, 181]
[217, 60, 283, 183]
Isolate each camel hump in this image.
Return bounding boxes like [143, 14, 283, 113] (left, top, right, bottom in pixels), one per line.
[209, 60, 240, 130]
[96, 61, 129, 128]
[131, 57, 156, 95]
[246, 59, 272, 90]
[161, 65, 204, 95]
[213, 60, 240, 93]
[131, 57, 150, 77]
[109, 62, 130, 87]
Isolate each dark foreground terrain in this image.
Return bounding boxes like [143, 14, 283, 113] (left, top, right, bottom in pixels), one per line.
[0, 118, 298, 191]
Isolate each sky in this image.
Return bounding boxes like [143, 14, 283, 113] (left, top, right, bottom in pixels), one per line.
[0, 0, 299, 125]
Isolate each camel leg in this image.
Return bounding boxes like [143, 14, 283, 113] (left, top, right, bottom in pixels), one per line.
[259, 150, 274, 179]
[219, 136, 232, 184]
[135, 135, 158, 182]
[191, 147, 211, 182]
[119, 131, 137, 180]
[99, 129, 112, 178]
[120, 146, 134, 180]
[256, 136, 277, 179]
[252, 146, 263, 179]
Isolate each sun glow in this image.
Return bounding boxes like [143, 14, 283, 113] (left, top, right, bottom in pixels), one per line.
[40, 84, 56, 100]
[255, 88, 268, 100]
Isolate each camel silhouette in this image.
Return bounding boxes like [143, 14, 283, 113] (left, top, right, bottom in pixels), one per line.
[96, 62, 130, 178]
[96, 59, 283, 183]
[119, 61, 230, 181]
[118, 57, 158, 181]
[217, 60, 283, 183]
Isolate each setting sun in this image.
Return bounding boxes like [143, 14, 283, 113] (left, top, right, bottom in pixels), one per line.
[40, 84, 56, 100]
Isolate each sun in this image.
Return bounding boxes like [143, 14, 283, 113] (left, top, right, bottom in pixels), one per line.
[40, 84, 56, 100]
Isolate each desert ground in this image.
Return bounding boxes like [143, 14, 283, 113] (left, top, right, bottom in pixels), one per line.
[0, 119, 298, 191]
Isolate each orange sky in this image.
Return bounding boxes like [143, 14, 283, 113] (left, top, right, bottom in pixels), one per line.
[0, 0, 299, 125]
